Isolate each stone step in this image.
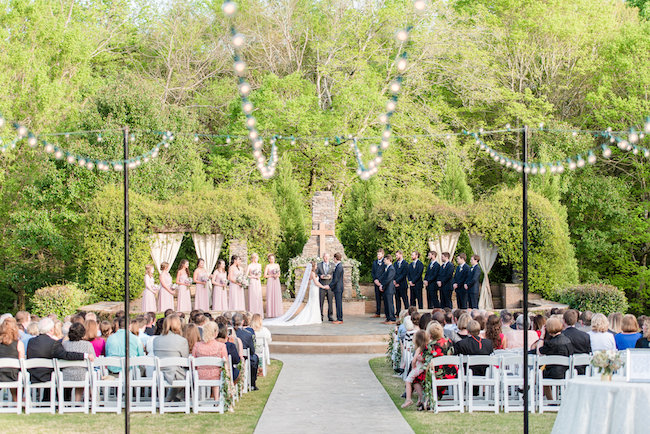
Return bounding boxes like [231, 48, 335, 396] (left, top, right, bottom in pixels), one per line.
[272, 334, 388, 343]
[269, 341, 387, 354]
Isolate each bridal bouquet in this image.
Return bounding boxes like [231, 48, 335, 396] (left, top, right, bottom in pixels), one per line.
[591, 350, 624, 380]
[236, 274, 249, 288]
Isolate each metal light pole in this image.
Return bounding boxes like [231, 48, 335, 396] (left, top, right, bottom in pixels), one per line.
[123, 126, 131, 433]
[522, 125, 530, 434]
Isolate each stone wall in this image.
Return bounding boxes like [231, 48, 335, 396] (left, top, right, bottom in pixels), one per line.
[229, 239, 248, 268]
[301, 191, 346, 259]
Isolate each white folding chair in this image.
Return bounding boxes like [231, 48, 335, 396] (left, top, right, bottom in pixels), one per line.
[91, 356, 123, 414]
[428, 355, 464, 413]
[570, 353, 593, 378]
[255, 336, 269, 376]
[536, 355, 571, 413]
[401, 340, 414, 381]
[228, 354, 239, 403]
[191, 356, 225, 413]
[0, 358, 23, 414]
[157, 357, 191, 414]
[465, 355, 500, 413]
[241, 348, 251, 394]
[129, 356, 157, 413]
[55, 359, 91, 414]
[22, 358, 57, 414]
[500, 354, 536, 413]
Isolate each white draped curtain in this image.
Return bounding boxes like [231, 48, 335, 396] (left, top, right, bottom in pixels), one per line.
[192, 233, 225, 275]
[428, 232, 461, 265]
[149, 233, 184, 273]
[469, 233, 498, 310]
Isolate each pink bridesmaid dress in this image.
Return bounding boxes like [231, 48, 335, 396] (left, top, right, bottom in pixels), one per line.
[142, 274, 158, 312]
[212, 271, 228, 312]
[177, 273, 192, 312]
[194, 271, 210, 311]
[158, 272, 174, 312]
[266, 265, 283, 318]
[228, 266, 246, 311]
[248, 263, 264, 317]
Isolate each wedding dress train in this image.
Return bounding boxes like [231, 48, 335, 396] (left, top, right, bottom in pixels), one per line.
[264, 263, 322, 326]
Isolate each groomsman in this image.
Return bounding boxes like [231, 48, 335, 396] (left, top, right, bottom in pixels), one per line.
[437, 252, 454, 309]
[465, 255, 482, 309]
[453, 253, 470, 309]
[423, 251, 441, 309]
[407, 251, 424, 309]
[393, 251, 409, 313]
[372, 249, 386, 318]
[379, 254, 396, 324]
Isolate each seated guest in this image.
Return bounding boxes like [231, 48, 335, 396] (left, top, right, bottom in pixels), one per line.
[62, 323, 95, 402]
[615, 314, 642, 350]
[0, 317, 25, 400]
[105, 316, 144, 373]
[83, 319, 105, 357]
[250, 313, 272, 370]
[443, 311, 456, 333]
[397, 310, 409, 341]
[232, 313, 259, 391]
[635, 319, 650, 348]
[536, 317, 574, 400]
[577, 311, 593, 333]
[447, 313, 471, 343]
[425, 321, 457, 401]
[183, 323, 201, 354]
[485, 314, 507, 350]
[500, 311, 514, 334]
[418, 312, 432, 331]
[533, 315, 546, 338]
[454, 320, 494, 376]
[431, 311, 446, 327]
[192, 321, 227, 400]
[608, 312, 623, 335]
[504, 315, 539, 350]
[562, 310, 591, 374]
[15, 311, 33, 349]
[588, 313, 616, 351]
[153, 314, 189, 401]
[216, 323, 241, 381]
[100, 320, 112, 340]
[401, 330, 428, 409]
[144, 312, 156, 336]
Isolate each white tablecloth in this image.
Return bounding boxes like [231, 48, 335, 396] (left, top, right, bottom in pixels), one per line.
[552, 377, 650, 434]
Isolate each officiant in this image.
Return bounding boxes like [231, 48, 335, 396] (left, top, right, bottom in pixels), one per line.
[317, 253, 335, 322]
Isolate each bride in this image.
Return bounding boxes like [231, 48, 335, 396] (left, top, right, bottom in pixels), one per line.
[264, 261, 324, 326]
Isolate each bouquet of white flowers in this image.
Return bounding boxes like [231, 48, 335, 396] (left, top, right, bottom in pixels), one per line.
[236, 274, 249, 288]
[591, 350, 624, 380]
[251, 269, 262, 279]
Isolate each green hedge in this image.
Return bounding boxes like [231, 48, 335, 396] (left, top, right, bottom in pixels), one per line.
[31, 283, 89, 319]
[557, 284, 629, 315]
[81, 185, 280, 301]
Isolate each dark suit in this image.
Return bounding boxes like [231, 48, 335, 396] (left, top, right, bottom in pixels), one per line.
[465, 263, 482, 309]
[562, 326, 592, 375]
[380, 264, 396, 322]
[371, 259, 385, 315]
[329, 262, 345, 321]
[438, 261, 454, 309]
[453, 263, 470, 309]
[424, 261, 441, 309]
[539, 334, 574, 379]
[454, 336, 494, 377]
[235, 328, 259, 388]
[26, 334, 85, 383]
[393, 259, 409, 313]
[317, 261, 335, 321]
[407, 259, 424, 309]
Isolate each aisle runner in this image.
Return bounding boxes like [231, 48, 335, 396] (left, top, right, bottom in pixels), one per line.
[255, 354, 413, 434]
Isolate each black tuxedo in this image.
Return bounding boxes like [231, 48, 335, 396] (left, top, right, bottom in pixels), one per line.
[380, 264, 396, 321]
[317, 261, 335, 321]
[438, 261, 454, 309]
[393, 259, 409, 313]
[562, 326, 592, 375]
[424, 261, 441, 309]
[465, 264, 482, 309]
[453, 263, 470, 308]
[329, 262, 344, 321]
[235, 327, 259, 388]
[26, 334, 85, 383]
[371, 258, 386, 315]
[407, 259, 424, 309]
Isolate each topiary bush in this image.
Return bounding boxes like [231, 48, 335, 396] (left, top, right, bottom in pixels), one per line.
[31, 283, 90, 319]
[557, 284, 629, 316]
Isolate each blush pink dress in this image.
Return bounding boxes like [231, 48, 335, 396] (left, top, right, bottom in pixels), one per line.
[177, 272, 192, 312]
[212, 271, 228, 312]
[266, 264, 283, 318]
[228, 266, 245, 311]
[194, 270, 210, 311]
[248, 263, 264, 317]
[142, 274, 158, 312]
[158, 272, 175, 312]
[192, 340, 228, 380]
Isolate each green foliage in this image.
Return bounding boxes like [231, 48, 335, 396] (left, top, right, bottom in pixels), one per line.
[438, 153, 474, 205]
[467, 188, 578, 299]
[31, 284, 90, 319]
[557, 284, 629, 316]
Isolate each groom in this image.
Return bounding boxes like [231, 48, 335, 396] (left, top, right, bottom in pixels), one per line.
[317, 253, 334, 322]
[326, 253, 344, 324]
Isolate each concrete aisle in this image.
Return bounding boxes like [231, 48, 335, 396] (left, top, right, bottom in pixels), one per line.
[254, 354, 414, 434]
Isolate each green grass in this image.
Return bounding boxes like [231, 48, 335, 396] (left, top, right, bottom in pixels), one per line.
[0, 360, 282, 434]
[369, 357, 557, 434]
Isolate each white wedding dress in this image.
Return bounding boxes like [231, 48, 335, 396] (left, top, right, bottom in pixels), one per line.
[264, 263, 322, 326]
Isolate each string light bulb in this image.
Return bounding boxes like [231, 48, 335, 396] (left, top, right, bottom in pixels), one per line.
[414, 0, 427, 11]
[232, 33, 245, 48]
[222, 1, 237, 17]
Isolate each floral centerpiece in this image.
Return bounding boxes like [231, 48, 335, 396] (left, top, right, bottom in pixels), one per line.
[591, 350, 624, 381]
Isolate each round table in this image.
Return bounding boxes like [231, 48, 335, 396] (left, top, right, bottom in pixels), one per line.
[552, 377, 650, 434]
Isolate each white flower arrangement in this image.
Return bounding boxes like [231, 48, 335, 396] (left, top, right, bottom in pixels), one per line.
[591, 350, 624, 377]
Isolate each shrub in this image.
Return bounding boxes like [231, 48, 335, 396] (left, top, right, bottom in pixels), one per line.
[31, 283, 90, 319]
[557, 284, 628, 316]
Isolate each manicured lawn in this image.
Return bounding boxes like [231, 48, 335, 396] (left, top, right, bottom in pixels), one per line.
[0, 360, 282, 434]
[369, 357, 557, 434]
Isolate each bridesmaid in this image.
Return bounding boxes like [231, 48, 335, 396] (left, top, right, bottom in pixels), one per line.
[247, 253, 264, 317]
[142, 264, 159, 312]
[158, 262, 175, 312]
[176, 259, 192, 312]
[211, 259, 228, 312]
[228, 255, 246, 311]
[265, 254, 283, 318]
[193, 258, 210, 311]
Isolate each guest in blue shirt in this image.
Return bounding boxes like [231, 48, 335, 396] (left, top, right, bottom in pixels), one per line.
[614, 314, 642, 350]
[105, 316, 144, 372]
